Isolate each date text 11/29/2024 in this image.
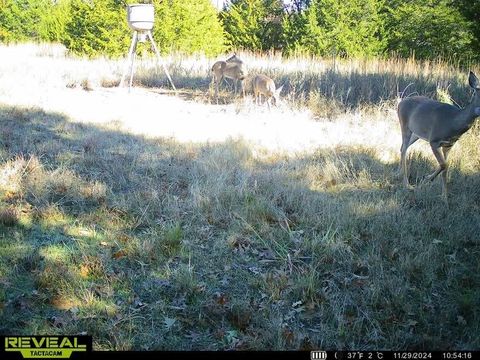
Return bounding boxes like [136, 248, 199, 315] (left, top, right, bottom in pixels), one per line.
[327, 351, 475, 360]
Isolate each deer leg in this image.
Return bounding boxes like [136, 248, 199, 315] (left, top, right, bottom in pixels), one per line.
[439, 146, 452, 199]
[215, 75, 223, 103]
[426, 143, 447, 188]
[399, 132, 418, 189]
[210, 75, 216, 101]
[213, 75, 218, 101]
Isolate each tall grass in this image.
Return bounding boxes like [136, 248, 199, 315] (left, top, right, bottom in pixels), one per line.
[0, 43, 479, 350]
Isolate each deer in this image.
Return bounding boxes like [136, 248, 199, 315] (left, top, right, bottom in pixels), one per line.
[398, 71, 480, 200]
[252, 74, 283, 110]
[211, 54, 247, 101]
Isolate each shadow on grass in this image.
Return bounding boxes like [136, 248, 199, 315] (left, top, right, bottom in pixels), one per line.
[146, 65, 475, 112]
[0, 104, 479, 350]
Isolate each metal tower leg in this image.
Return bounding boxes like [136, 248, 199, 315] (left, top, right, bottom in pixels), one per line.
[147, 31, 176, 91]
[120, 30, 138, 89]
[129, 50, 137, 90]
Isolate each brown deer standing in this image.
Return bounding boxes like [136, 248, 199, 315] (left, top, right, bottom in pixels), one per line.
[398, 71, 480, 200]
[211, 54, 247, 102]
[252, 74, 283, 110]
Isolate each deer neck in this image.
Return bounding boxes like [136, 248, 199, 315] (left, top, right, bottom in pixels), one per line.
[453, 101, 479, 134]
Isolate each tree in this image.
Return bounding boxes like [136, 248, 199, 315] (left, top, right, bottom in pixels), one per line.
[0, 0, 69, 42]
[221, 0, 285, 51]
[38, 0, 71, 43]
[316, 0, 386, 57]
[283, 0, 386, 57]
[453, 0, 480, 60]
[63, 0, 130, 57]
[282, 2, 325, 56]
[385, 0, 476, 61]
[153, 0, 225, 56]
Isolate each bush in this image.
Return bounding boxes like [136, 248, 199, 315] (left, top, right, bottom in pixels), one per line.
[63, 0, 130, 58]
[385, 1, 477, 61]
[153, 0, 226, 56]
[0, 0, 69, 43]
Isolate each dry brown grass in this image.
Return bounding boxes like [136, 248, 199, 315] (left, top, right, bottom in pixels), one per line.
[0, 43, 479, 351]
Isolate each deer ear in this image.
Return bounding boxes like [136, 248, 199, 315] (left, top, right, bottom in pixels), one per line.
[276, 85, 284, 94]
[468, 71, 480, 90]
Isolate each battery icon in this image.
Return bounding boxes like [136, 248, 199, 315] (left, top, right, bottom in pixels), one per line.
[311, 351, 327, 359]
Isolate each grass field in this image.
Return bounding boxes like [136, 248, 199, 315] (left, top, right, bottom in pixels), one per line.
[0, 43, 479, 350]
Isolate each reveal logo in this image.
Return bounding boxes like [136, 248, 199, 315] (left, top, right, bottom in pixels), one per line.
[2, 336, 91, 359]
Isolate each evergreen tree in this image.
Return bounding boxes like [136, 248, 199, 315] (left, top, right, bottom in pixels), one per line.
[39, 0, 71, 43]
[221, 0, 284, 51]
[0, 0, 69, 42]
[385, 0, 476, 60]
[453, 0, 480, 60]
[0, 0, 478, 61]
[63, 0, 129, 57]
[282, 2, 324, 56]
[283, 0, 386, 57]
[153, 0, 225, 56]
[314, 0, 386, 57]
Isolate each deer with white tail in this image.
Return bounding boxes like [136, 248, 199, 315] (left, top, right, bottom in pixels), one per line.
[252, 74, 283, 110]
[398, 71, 480, 200]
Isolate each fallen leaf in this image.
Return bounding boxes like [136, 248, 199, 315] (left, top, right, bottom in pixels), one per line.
[292, 300, 303, 308]
[227, 306, 252, 330]
[225, 330, 239, 342]
[70, 307, 79, 315]
[119, 234, 132, 243]
[163, 317, 176, 330]
[49, 316, 65, 328]
[215, 292, 228, 306]
[112, 250, 127, 259]
[185, 331, 201, 341]
[457, 315, 467, 325]
[283, 328, 295, 345]
[79, 264, 90, 278]
[133, 297, 146, 308]
[51, 297, 77, 310]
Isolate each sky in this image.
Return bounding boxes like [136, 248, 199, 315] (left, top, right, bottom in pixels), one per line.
[211, 1, 293, 10]
[211, 0, 225, 10]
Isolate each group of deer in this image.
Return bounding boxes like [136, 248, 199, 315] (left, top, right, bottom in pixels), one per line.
[211, 54, 283, 109]
[211, 54, 480, 201]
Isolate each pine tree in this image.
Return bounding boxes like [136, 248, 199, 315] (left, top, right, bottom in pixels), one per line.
[283, 0, 386, 57]
[221, 0, 284, 51]
[153, 0, 225, 56]
[385, 0, 476, 60]
[314, 0, 386, 57]
[63, 0, 129, 57]
[282, 2, 324, 56]
[0, 0, 67, 42]
[451, 0, 480, 60]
